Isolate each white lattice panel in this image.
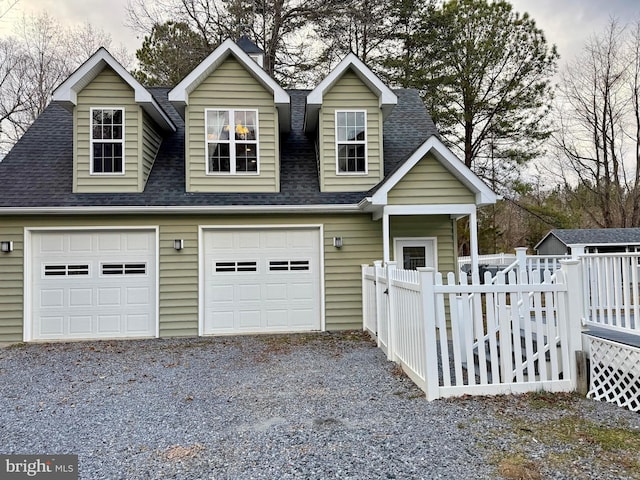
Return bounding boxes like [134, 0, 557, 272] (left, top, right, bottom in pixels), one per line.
[587, 336, 640, 412]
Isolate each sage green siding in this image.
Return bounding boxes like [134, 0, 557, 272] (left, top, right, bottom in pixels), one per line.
[0, 222, 23, 342]
[0, 213, 391, 342]
[186, 56, 279, 193]
[141, 111, 163, 187]
[387, 153, 476, 205]
[390, 215, 457, 274]
[75, 68, 143, 193]
[319, 70, 383, 192]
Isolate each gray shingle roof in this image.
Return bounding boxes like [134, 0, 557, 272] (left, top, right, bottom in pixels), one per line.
[549, 228, 640, 246]
[0, 87, 438, 208]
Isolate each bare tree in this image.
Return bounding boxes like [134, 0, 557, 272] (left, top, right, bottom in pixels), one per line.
[126, 0, 335, 85]
[0, 38, 28, 154]
[0, 13, 133, 154]
[553, 19, 640, 228]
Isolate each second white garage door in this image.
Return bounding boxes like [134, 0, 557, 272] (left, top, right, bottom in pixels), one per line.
[202, 227, 322, 334]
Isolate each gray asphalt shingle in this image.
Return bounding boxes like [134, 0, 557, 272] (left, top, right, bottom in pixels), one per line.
[0, 86, 438, 208]
[550, 228, 640, 246]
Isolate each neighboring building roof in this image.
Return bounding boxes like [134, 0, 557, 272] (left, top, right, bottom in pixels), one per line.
[0, 87, 440, 210]
[236, 35, 264, 54]
[535, 228, 640, 250]
[52, 48, 176, 132]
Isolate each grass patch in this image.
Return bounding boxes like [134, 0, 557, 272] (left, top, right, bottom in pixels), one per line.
[496, 454, 542, 480]
[493, 392, 640, 480]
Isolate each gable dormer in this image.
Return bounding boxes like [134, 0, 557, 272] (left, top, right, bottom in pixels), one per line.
[169, 39, 290, 193]
[305, 54, 397, 193]
[52, 48, 175, 193]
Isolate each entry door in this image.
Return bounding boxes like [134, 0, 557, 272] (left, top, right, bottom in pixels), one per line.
[394, 238, 437, 270]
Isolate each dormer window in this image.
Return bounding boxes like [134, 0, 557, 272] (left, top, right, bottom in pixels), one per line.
[91, 108, 124, 174]
[336, 110, 367, 174]
[206, 109, 259, 174]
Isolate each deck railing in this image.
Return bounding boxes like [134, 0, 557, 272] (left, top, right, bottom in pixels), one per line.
[581, 252, 640, 332]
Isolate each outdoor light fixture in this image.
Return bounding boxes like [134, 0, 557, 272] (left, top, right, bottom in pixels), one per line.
[0, 241, 13, 253]
[333, 237, 343, 249]
[173, 239, 184, 251]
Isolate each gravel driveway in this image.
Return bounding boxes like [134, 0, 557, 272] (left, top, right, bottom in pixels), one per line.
[1, 332, 639, 479]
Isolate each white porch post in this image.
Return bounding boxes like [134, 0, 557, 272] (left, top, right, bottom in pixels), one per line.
[469, 208, 479, 276]
[383, 210, 390, 264]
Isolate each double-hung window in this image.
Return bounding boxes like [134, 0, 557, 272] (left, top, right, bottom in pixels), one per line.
[336, 110, 367, 174]
[206, 109, 258, 174]
[91, 108, 124, 174]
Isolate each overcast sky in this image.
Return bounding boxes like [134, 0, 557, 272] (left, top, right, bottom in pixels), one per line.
[1, 0, 640, 65]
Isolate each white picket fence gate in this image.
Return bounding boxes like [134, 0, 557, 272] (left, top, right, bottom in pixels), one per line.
[362, 260, 584, 400]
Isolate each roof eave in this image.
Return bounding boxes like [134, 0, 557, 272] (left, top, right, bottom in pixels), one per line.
[0, 204, 364, 215]
[168, 39, 291, 132]
[52, 47, 176, 132]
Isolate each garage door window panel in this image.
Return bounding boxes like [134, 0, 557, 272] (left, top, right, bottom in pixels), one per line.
[101, 263, 147, 276]
[269, 260, 310, 271]
[214, 261, 258, 273]
[44, 264, 90, 277]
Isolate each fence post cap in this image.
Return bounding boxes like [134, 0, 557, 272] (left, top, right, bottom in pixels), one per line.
[559, 259, 581, 266]
[416, 267, 435, 273]
[514, 246, 528, 252]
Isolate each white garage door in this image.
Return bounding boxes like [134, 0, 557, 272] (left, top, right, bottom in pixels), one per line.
[30, 230, 157, 341]
[202, 228, 321, 334]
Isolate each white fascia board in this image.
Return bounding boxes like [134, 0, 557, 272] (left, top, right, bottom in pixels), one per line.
[305, 53, 397, 133]
[370, 136, 497, 206]
[168, 39, 290, 131]
[52, 48, 175, 132]
[0, 204, 362, 216]
[370, 204, 477, 221]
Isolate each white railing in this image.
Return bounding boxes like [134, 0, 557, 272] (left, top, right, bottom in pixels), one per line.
[581, 252, 640, 332]
[362, 260, 584, 400]
[458, 249, 569, 285]
[458, 253, 516, 266]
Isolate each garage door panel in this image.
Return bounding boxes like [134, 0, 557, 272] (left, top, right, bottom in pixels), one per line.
[40, 316, 64, 335]
[266, 310, 287, 327]
[203, 228, 321, 335]
[127, 287, 150, 305]
[127, 314, 150, 333]
[31, 230, 157, 341]
[69, 316, 92, 335]
[69, 234, 92, 253]
[266, 284, 287, 300]
[69, 289, 92, 307]
[40, 289, 64, 308]
[97, 315, 121, 334]
[238, 284, 260, 301]
[97, 288, 121, 306]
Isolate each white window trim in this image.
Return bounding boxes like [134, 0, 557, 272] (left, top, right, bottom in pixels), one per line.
[335, 110, 368, 176]
[393, 237, 438, 271]
[89, 106, 126, 176]
[205, 108, 260, 176]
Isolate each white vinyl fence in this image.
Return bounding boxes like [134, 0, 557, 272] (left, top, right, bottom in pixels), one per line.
[581, 252, 640, 332]
[362, 261, 583, 400]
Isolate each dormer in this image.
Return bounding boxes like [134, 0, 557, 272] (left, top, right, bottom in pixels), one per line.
[169, 38, 290, 193]
[305, 54, 397, 193]
[52, 48, 175, 193]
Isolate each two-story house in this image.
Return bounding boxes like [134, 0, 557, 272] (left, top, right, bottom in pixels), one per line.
[0, 38, 496, 343]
